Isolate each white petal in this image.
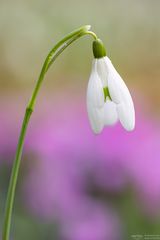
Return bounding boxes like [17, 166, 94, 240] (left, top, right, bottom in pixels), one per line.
[96, 58, 108, 87]
[87, 102, 104, 134]
[104, 56, 135, 131]
[87, 60, 104, 108]
[104, 99, 118, 126]
[117, 101, 135, 131]
[104, 56, 131, 102]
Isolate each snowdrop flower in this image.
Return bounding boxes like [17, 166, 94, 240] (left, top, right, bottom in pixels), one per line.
[87, 39, 135, 134]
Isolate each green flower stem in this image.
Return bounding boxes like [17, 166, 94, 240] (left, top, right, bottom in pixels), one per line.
[2, 108, 32, 240]
[2, 25, 97, 240]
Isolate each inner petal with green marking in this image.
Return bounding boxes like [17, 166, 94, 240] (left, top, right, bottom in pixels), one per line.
[103, 87, 111, 101]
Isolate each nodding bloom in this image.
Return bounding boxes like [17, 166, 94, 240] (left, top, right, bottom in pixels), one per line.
[87, 39, 135, 134]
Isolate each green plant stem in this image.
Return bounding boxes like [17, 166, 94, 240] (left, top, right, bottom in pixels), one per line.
[2, 108, 32, 240]
[2, 26, 97, 240]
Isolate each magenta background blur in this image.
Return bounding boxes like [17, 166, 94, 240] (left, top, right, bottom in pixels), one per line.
[0, 1, 160, 239]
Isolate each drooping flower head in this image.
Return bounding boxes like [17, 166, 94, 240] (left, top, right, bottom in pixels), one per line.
[87, 39, 135, 134]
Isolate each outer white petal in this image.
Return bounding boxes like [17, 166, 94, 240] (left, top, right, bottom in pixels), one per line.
[87, 102, 104, 134]
[96, 58, 108, 87]
[117, 101, 135, 131]
[87, 60, 104, 108]
[103, 99, 118, 126]
[104, 56, 135, 131]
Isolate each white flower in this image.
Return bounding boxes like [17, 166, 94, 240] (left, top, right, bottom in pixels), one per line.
[87, 56, 135, 134]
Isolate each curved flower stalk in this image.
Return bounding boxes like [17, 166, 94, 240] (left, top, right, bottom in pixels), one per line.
[2, 25, 97, 240]
[87, 39, 135, 134]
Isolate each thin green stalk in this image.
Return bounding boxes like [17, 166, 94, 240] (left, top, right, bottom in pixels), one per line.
[2, 25, 97, 240]
[2, 108, 32, 240]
